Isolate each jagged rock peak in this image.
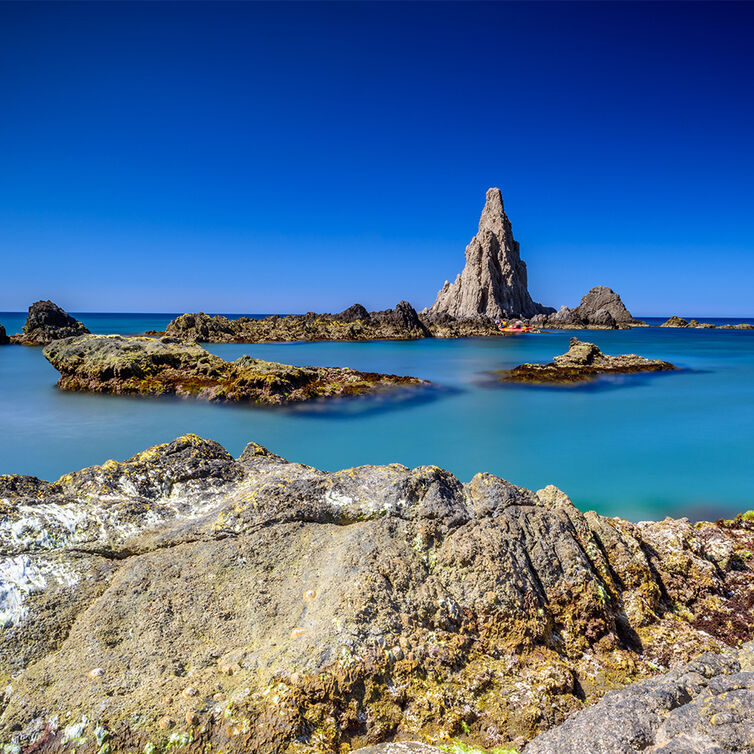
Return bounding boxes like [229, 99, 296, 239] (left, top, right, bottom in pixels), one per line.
[429, 188, 553, 320]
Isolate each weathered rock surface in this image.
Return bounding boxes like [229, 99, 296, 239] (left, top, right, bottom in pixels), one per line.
[539, 287, 646, 330]
[526, 642, 754, 753]
[1, 435, 753, 753]
[42, 334, 425, 406]
[353, 745, 442, 753]
[0, 324, 8, 345]
[428, 188, 552, 320]
[498, 337, 677, 384]
[10, 300, 90, 345]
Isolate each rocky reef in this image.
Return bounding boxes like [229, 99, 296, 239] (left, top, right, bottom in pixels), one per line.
[162, 303, 505, 344]
[42, 334, 425, 405]
[1, 434, 753, 753]
[661, 316, 754, 330]
[10, 300, 90, 345]
[163, 301, 430, 343]
[428, 188, 552, 320]
[530, 286, 646, 330]
[498, 337, 677, 385]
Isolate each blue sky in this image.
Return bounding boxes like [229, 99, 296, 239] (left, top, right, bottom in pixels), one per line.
[1, 1, 752, 316]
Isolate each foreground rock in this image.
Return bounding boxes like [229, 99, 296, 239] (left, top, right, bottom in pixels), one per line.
[1, 435, 752, 753]
[428, 188, 552, 320]
[43, 334, 425, 405]
[10, 300, 90, 345]
[498, 337, 677, 385]
[531, 286, 646, 330]
[526, 642, 754, 753]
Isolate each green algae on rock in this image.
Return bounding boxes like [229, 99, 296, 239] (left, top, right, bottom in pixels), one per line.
[496, 337, 677, 385]
[1, 435, 753, 753]
[42, 334, 426, 406]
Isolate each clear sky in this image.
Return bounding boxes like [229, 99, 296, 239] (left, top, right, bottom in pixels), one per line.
[1, 1, 752, 316]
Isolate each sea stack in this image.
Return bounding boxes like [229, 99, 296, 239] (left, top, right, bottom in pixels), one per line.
[429, 188, 552, 320]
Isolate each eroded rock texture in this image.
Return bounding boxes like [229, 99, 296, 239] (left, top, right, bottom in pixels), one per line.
[1, 436, 752, 753]
[42, 334, 426, 405]
[531, 286, 646, 330]
[10, 300, 90, 345]
[428, 188, 552, 320]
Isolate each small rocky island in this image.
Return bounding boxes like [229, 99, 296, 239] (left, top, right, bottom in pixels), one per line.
[0, 435, 752, 752]
[498, 337, 677, 384]
[9, 299, 90, 345]
[42, 334, 425, 405]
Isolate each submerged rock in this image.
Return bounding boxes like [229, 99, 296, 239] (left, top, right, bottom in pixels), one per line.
[498, 337, 677, 384]
[10, 300, 90, 345]
[0, 435, 752, 752]
[42, 334, 426, 405]
[428, 188, 552, 320]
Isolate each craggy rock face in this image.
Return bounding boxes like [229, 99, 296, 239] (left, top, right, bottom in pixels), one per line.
[429, 188, 553, 320]
[1, 435, 753, 753]
[498, 337, 677, 384]
[42, 334, 426, 405]
[544, 287, 646, 330]
[10, 300, 90, 345]
[526, 643, 754, 753]
[164, 302, 430, 344]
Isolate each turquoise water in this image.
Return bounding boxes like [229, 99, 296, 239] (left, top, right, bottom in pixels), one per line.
[1, 312, 753, 521]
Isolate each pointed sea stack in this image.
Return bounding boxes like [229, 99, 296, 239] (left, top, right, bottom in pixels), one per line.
[429, 188, 552, 320]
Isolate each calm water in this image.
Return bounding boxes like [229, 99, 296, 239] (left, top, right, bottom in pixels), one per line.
[1, 312, 753, 522]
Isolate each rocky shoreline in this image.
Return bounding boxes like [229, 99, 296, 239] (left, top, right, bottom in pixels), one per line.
[497, 338, 677, 385]
[1, 435, 752, 752]
[42, 334, 426, 406]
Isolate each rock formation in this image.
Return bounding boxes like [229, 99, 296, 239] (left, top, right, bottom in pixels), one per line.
[532, 286, 645, 330]
[1, 435, 752, 752]
[163, 302, 431, 343]
[428, 188, 552, 320]
[43, 334, 425, 405]
[10, 300, 90, 345]
[660, 316, 753, 330]
[0, 324, 8, 345]
[498, 337, 677, 384]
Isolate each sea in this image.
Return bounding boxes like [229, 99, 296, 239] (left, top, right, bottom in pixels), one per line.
[1, 312, 753, 522]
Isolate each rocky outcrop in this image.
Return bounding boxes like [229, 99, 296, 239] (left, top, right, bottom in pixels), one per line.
[1, 435, 753, 753]
[660, 316, 754, 330]
[526, 642, 754, 753]
[42, 334, 426, 405]
[498, 337, 677, 384]
[10, 300, 90, 345]
[535, 287, 645, 330]
[0, 324, 8, 345]
[163, 302, 430, 343]
[428, 188, 552, 320]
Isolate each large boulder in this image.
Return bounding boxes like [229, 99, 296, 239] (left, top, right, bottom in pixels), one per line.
[429, 188, 553, 320]
[11, 300, 89, 345]
[0, 435, 752, 753]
